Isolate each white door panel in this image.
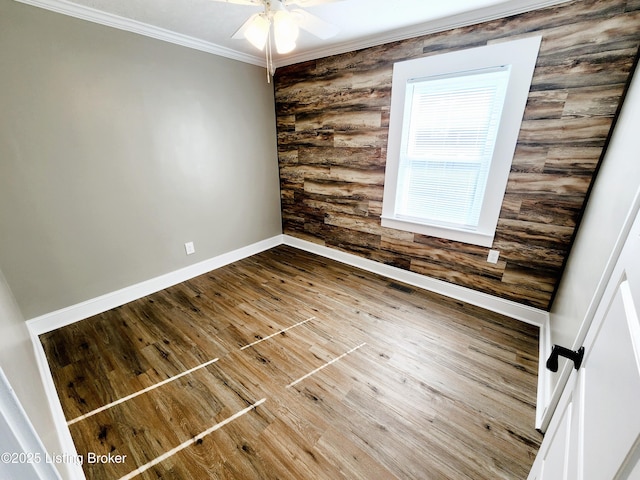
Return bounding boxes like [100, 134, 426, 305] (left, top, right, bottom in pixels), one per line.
[537, 398, 573, 480]
[0, 368, 61, 480]
[581, 282, 640, 480]
[529, 207, 640, 480]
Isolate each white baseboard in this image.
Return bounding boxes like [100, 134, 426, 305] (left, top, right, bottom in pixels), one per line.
[25, 235, 283, 479]
[26, 235, 283, 336]
[27, 233, 548, 335]
[29, 333, 85, 480]
[27, 232, 550, 447]
[282, 235, 549, 327]
[282, 235, 550, 433]
[535, 316, 552, 431]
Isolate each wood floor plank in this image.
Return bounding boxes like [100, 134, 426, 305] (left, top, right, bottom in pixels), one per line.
[41, 245, 541, 479]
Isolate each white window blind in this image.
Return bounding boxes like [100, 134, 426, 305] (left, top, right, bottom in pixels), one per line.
[382, 36, 541, 247]
[395, 66, 511, 230]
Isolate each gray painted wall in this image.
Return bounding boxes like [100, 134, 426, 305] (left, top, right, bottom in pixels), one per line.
[0, 0, 282, 320]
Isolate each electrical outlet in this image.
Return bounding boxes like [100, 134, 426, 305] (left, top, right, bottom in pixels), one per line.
[184, 241, 195, 255]
[487, 249, 500, 264]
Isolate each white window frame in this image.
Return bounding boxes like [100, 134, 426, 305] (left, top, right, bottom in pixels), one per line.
[381, 36, 542, 247]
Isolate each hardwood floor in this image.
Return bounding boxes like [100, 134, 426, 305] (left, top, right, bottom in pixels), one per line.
[41, 245, 541, 479]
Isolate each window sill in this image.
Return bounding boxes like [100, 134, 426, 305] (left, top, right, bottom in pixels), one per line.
[381, 216, 495, 247]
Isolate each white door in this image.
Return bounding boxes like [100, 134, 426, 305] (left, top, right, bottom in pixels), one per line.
[0, 368, 61, 480]
[528, 207, 640, 480]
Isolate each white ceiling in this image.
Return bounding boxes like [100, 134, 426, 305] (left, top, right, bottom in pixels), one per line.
[17, 0, 569, 68]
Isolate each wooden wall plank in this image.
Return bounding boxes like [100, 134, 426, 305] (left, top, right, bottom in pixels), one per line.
[275, 0, 640, 310]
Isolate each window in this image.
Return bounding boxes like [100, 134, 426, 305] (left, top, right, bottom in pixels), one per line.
[382, 36, 541, 247]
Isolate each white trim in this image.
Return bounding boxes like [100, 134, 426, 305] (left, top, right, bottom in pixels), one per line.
[381, 216, 495, 248]
[282, 235, 548, 327]
[13, 0, 266, 67]
[29, 332, 85, 479]
[26, 232, 547, 334]
[0, 368, 62, 480]
[25, 236, 282, 480]
[537, 185, 640, 433]
[535, 315, 552, 431]
[283, 235, 551, 430]
[27, 235, 282, 335]
[25, 231, 547, 465]
[381, 36, 541, 248]
[14, 0, 571, 70]
[277, 0, 570, 67]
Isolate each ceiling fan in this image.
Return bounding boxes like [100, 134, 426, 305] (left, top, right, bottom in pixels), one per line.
[212, 0, 341, 81]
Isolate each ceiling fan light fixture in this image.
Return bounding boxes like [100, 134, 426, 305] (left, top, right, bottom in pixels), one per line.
[273, 9, 299, 54]
[244, 13, 270, 50]
[224, 0, 340, 82]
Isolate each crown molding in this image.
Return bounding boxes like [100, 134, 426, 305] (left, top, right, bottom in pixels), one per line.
[14, 0, 267, 68]
[15, 0, 570, 70]
[276, 0, 571, 67]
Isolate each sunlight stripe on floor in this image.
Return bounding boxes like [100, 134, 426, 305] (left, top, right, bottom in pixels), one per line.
[118, 398, 267, 480]
[286, 343, 366, 388]
[67, 357, 220, 426]
[240, 316, 315, 350]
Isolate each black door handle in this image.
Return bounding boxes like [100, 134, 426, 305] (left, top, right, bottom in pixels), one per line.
[546, 345, 585, 372]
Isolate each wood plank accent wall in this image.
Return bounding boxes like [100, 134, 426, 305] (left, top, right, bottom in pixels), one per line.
[274, 0, 640, 311]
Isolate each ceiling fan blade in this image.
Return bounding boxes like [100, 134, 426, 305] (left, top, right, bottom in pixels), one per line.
[290, 9, 338, 39]
[232, 13, 270, 50]
[232, 13, 258, 39]
[285, 0, 343, 6]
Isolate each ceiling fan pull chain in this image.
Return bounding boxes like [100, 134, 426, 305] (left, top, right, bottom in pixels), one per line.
[266, 29, 273, 83]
